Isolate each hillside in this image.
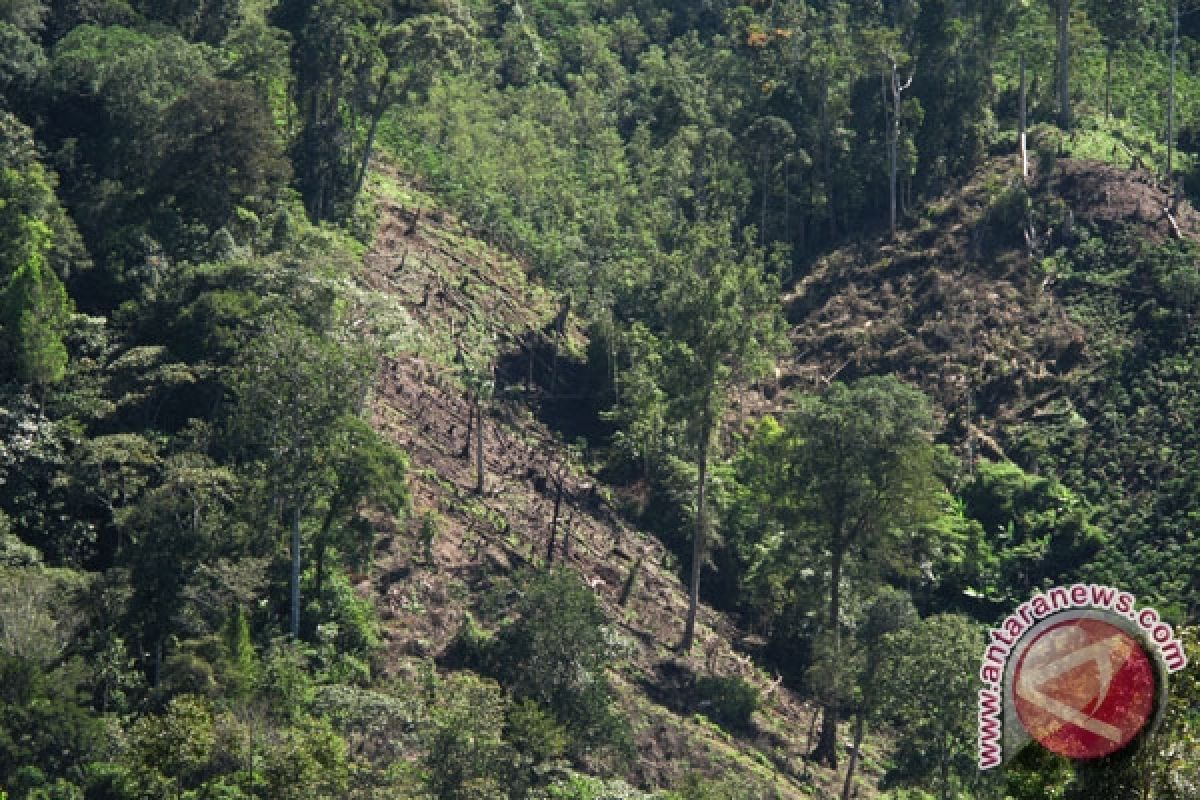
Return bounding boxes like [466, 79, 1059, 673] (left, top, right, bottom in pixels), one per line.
[6, 2, 1200, 799]
[354, 167, 879, 798]
[348, 151, 1200, 796]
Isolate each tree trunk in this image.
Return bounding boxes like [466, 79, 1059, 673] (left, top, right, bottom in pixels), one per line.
[682, 412, 712, 652]
[463, 390, 474, 459]
[475, 401, 485, 494]
[842, 655, 878, 800]
[547, 470, 564, 566]
[1169, 2, 1179, 195]
[813, 543, 843, 768]
[351, 70, 392, 213]
[841, 708, 866, 800]
[1104, 45, 1112, 121]
[1057, 0, 1071, 131]
[889, 99, 898, 238]
[819, 69, 836, 241]
[291, 506, 302, 639]
[1019, 53, 1028, 180]
[887, 60, 910, 239]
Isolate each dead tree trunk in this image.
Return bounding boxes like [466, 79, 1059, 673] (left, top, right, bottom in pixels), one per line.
[681, 408, 713, 652]
[462, 390, 474, 459]
[1057, 0, 1071, 131]
[475, 400, 485, 494]
[1169, 1, 1179, 198]
[546, 465, 566, 565]
[887, 57, 914, 239]
[1020, 53, 1028, 180]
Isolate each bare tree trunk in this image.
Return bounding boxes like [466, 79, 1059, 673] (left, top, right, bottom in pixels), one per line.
[290, 506, 302, 639]
[1104, 46, 1112, 121]
[1020, 53, 1028, 180]
[547, 469, 564, 565]
[351, 70, 392, 212]
[1169, 2, 1179, 196]
[813, 543, 843, 768]
[475, 402, 485, 494]
[682, 411, 713, 652]
[1057, 0, 1071, 131]
[841, 709, 866, 800]
[819, 70, 836, 242]
[463, 390, 474, 459]
[887, 59, 913, 239]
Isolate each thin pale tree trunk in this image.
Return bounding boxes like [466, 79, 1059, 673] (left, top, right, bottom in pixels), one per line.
[291, 506, 302, 639]
[1019, 54, 1028, 180]
[1057, 0, 1071, 131]
[475, 402, 485, 494]
[682, 410, 713, 651]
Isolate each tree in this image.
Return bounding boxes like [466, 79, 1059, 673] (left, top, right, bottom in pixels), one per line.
[746, 377, 944, 769]
[227, 318, 374, 639]
[1055, 0, 1071, 130]
[1086, 0, 1158, 121]
[876, 614, 985, 800]
[622, 219, 785, 652]
[487, 569, 628, 758]
[149, 77, 291, 235]
[274, 0, 468, 221]
[1, 221, 73, 391]
[840, 588, 917, 800]
[348, 10, 471, 209]
[885, 47, 915, 238]
[132, 0, 241, 43]
[119, 455, 239, 684]
[311, 416, 408, 607]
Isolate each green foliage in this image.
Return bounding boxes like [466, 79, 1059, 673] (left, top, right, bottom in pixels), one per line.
[875, 613, 984, 799]
[2, 248, 74, 389]
[485, 569, 630, 761]
[692, 674, 759, 732]
[0, 654, 104, 791]
[422, 672, 514, 800]
[960, 459, 1105, 602]
[7, 2, 1200, 799]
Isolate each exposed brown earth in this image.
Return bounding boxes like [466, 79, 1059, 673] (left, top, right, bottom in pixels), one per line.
[358, 166, 858, 797]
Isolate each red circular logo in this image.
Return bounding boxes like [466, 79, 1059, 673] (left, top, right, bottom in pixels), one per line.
[1013, 617, 1157, 759]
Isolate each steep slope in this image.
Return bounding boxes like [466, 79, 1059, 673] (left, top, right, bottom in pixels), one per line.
[777, 155, 1200, 461]
[352, 167, 877, 797]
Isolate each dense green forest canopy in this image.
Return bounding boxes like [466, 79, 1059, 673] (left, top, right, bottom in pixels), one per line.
[3, 0, 1200, 797]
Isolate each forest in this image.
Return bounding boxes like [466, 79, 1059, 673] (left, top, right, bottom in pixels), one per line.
[3, 0, 1200, 798]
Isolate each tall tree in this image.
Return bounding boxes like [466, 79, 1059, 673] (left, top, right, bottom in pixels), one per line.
[1086, 0, 1157, 121]
[1055, 0, 1072, 130]
[275, 0, 467, 222]
[876, 613, 985, 800]
[749, 377, 944, 768]
[840, 588, 917, 800]
[227, 317, 374, 638]
[622, 219, 785, 652]
[885, 48, 914, 238]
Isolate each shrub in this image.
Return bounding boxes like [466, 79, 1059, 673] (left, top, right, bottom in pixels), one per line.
[693, 674, 759, 732]
[486, 569, 631, 761]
